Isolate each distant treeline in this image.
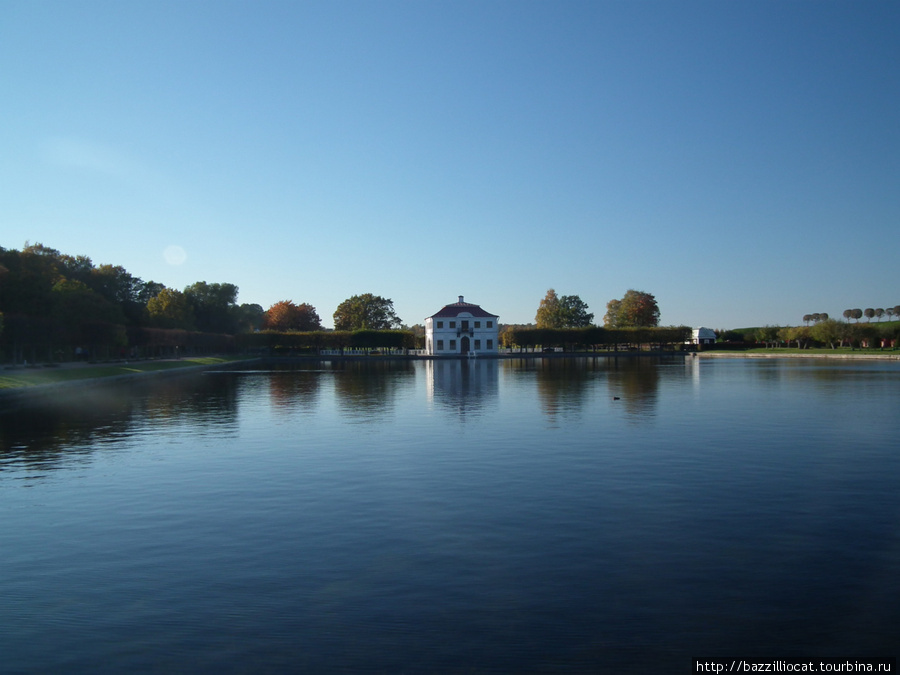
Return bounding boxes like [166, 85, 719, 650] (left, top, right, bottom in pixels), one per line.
[0, 243, 260, 362]
[500, 325, 692, 351]
[719, 321, 900, 350]
[237, 330, 416, 354]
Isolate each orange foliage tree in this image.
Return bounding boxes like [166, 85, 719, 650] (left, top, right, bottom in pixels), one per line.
[263, 301, 322, 332]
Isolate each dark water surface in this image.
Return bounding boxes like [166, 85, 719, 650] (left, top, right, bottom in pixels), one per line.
[1, 357, 898, 673]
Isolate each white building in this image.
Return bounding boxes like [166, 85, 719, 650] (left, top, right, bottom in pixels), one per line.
[425, 296, 500, 356]
[690, 327, 717, 345]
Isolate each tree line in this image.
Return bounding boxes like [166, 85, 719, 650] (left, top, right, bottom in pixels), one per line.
[499, 288, 688, 351]
[0, 244, 419, 362]
[720, 311, 900, 351]
[0, 247, 682, 361]
[533, 288, 662, 329]
[500, 326, 691, 352]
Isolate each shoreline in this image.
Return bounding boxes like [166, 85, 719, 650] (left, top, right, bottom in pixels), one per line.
[695, 351, 900, 361]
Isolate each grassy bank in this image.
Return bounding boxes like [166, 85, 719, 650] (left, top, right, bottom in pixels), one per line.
[0, 356, 248, 390]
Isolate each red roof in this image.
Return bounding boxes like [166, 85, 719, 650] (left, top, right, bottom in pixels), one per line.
[429, 300, 497, 319]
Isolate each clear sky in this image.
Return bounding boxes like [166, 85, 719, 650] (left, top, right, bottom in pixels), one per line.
[2, 0, 898, 329]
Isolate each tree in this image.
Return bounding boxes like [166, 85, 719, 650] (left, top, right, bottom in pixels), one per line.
[333, 294, 401, 331]
[263, 301, 322, 331]
[535, 289, 561, 328]
[755, 325, 780, 348]
[875, 308, 884, 322]
[864, 308, 875, 322]
[184, 281, 239, 333]
[811, 319, 844, 349]
[147, 288, 196, 330]
[603, 299, 622, 327]
[236, 303, 265, 333]
[843, 309, 853, 322]
[604, 290, 660, 328]
[535, 289, 594, 329]
[559, 294, 593, 328]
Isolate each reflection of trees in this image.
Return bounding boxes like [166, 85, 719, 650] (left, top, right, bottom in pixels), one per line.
[267, 370, 322, 413]
[331, 360, 415, 421]
[606, 358, 662, 418]
[427, 360, 499, 421]
[0, 373, 240, 476]
[532, 358, 600, 422]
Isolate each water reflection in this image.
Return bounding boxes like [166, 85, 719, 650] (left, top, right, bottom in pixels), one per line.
[266, 369, 323, 414]
[331, 360, 415, 423]
[606, 358, 664, 418]
[0, 374, 239, 476]
[426, 359, 499, 421]
[506, 356, 675, 421]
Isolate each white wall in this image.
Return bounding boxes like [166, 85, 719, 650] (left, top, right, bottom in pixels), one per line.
[425, 312, 499, 355]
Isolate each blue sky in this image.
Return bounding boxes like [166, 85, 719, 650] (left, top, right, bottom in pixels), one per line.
[2, 0, 898, 329]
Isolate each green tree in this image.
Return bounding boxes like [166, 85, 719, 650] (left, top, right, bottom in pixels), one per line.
[147, 288, 196, 330]
[235, 303, 265, 333]
[333, 294, 401, 331]
[535, 289, 592, 328]
[811, 318, 844, 349]
[604, 290, 660, 328]
[755, 325, 780, 348]
[183, 281, 239, 333]
[559, 294, 593, 328]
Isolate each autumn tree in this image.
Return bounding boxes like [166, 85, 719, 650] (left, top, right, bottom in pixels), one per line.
[263, 301, 322, 331]
[604, 290, 660, 328]
[333, 294, 401, 331]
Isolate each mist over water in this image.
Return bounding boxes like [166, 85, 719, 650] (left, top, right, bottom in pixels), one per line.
[1, 357, 898, 672]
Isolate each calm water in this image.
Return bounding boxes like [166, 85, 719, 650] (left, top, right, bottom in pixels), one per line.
[1, 357, 898, 673]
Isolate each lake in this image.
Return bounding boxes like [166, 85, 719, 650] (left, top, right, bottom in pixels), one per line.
[1, 356, 898, 673]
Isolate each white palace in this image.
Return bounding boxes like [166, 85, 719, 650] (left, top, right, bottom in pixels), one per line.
[425, 296, 499, 356]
